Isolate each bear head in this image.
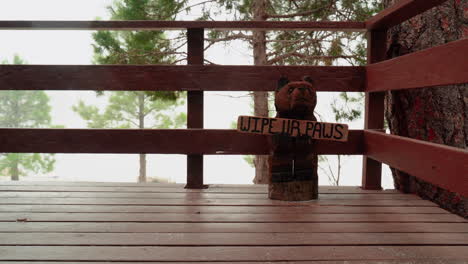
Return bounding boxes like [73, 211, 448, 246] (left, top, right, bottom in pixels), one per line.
[275, 76, 317, 119]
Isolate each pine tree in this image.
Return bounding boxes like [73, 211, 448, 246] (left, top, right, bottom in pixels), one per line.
[73, 91, 186, 182]
[79, 0, 188, 182]
[383, 0, 467, 217]
[0, 55, 56, 181]
[201, 0, 381, 183]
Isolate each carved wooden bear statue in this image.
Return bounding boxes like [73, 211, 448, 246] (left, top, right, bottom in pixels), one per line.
[269, 76, 318, 201]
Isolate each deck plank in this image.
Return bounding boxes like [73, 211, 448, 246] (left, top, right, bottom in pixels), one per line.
[0, 191, 420, 200]
[0, 212, 464, 223]
[1, 246, 467, 261]
[1, 222, 466, 233]
[0, 185, 400, 193]
[0, 182, 465, 262]
[1, 233, 467, 246]
[0, 197, 436, 206]
[3, 261, 468, 264]
[0, 205, 449, 214]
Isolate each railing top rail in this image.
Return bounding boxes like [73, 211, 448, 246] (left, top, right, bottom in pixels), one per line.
[366, 38, 468, 92]
[0, 65, 365, 92]
[0, 20, 366, 32]
[366, 0, 449, 30]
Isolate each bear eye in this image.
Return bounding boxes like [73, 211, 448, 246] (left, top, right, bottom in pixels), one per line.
[288, 87, 294, 94]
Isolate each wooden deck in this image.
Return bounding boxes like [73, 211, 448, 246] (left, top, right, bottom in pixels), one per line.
[0, 181, 466, 263]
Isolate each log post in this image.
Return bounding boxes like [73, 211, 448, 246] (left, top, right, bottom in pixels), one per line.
[269, 136, 318, 201]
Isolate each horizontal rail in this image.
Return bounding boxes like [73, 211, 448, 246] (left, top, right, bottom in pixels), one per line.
[366, 0, 448, 30]
[364, 130, 468, 197]
[2, 128, 466, 196]
[366, 39, 468, 92]
[0, 65, 365, 92]
[0, 129, 363, 155]
[0, 20, 366, 31]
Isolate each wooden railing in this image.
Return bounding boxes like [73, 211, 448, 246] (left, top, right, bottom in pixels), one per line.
[362, 0, 467, 196]
[0, 0, 466, 195]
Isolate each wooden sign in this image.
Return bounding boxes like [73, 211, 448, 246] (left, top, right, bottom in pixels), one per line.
[237, 115, 348, 142]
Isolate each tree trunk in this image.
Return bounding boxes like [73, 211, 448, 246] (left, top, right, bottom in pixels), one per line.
[137, 92, 147, 183]
[139, 153, 147, 183]
[252, 0, 270, 184]
[336, 155, 341, 186]
[11, 159, 19, 181]
[383, 0, 467, 217]
[11, 96, 20, 181]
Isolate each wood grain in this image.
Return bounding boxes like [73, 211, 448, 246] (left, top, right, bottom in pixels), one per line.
[0, 197, 436, 206]
[237, 116, 348, 142]
[2, 261, 467, 264]
[0, 20, 366, 31]
[0, 183, 399, 192]
[186, 28, 205, 189]
[1, 222, 465, 233]
[0, 192, 419, 200]
[1, 232, 466, 246]
[362, 29, 386, 190]
[2, 261, 466, 264]
[0, 128, 363, 155]
[0, 205, 448, 214]
[0, 185, 399, 193]
[0, 246, 467, 261]
[0, 212, 463, 223]
[0, 182, 463, 262]
[366, 0, 449, 30]
[0, 65, 365, 92]
[364, 130, 468, 197]
[366, 39, 468, 92]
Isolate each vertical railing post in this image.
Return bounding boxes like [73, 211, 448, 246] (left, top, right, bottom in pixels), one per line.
[185, 28, 206, 189]
[362, 29, 387, 190]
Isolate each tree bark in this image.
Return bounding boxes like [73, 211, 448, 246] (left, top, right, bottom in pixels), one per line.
[383, 0, 467, 217]
[252, 0, 270, 184]
[137, 92, 147, 183]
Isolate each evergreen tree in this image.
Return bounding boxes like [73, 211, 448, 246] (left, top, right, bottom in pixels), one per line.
[78, 0, 188, 182]
[201, 0, 382, 183]
[85, 0, 384, 184]
[0, 55, 55, 181]
[383, 0, 467, 217]
[73, 92, 185, 182]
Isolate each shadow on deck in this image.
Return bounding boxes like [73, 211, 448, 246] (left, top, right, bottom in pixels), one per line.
[0, 181, 466, 263]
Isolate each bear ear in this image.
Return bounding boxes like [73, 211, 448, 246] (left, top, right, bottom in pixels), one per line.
[277, 77, 290, 91]
[302, 76, 314, 85]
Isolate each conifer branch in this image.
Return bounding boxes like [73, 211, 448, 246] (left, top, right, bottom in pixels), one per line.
[266, 0, 336, 19]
